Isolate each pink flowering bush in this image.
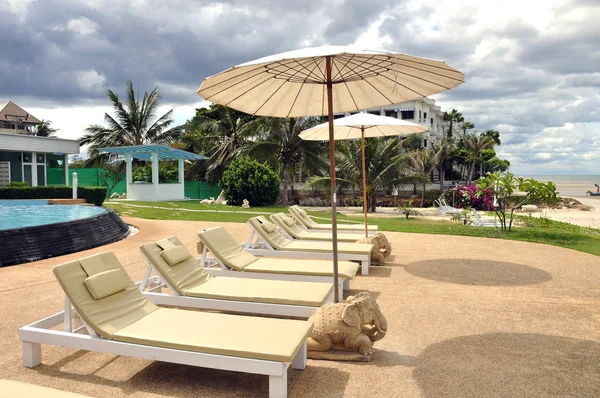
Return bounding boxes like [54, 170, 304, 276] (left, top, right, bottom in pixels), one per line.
[442, 184, 495, 211]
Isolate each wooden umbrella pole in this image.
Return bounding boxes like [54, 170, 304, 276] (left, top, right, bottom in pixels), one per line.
[326, 56, 340, 302]
[361, 127, 368, 238]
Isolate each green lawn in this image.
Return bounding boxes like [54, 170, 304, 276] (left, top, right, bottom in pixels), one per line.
[104, 200, 600, 257]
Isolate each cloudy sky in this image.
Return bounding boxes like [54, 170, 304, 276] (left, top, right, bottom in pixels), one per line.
[1, 0, 599, 174]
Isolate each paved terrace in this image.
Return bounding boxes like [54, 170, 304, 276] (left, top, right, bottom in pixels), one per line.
[1, 218, 599, 397]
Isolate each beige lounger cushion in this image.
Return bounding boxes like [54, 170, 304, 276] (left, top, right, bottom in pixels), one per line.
[0, 380, 92, 398]
[113, 308, 312, 362]
[160, 245, 191, 266]
[286, 240, 372, 255]
[54, 253, 159, 339]
[250, 217, 372, 255]
[283, 216, 295, 227]
[246, 257, 359, 279]
[197, 227, 259, 271]
[261, 222, 278, 233]
[248, 217, 294, 250]
[83, 268, 129, 300]
[140, 237, 213, 295]
[272, 213, 361, 242]
[290, 205, 378, 231]
[186, 277, 332, 306]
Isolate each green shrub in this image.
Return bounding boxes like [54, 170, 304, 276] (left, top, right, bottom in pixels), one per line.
[132, 164, 179, 183]
[220, 157, 280, 206]
[78, 187, 108, 206]
[8, 181, 29, 187]
[0, 186, 107, 206]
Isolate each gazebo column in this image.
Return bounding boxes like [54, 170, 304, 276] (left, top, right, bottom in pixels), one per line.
[178, 159, 184, 183]
[125, 154, 133, 184]
[151, 151, 159, 190]
[64, 154, 69, 186]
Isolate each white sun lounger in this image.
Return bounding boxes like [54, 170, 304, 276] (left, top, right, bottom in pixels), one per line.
[19, 252, 312, 398]
[245, 216, 372, 276]
[139, 236, 334, 318]
[270, 213, 374, 242]
[197, 227, 360, 300]
[289, 205, 378, 233]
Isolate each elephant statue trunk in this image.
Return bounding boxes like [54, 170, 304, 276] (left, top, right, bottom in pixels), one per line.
[371, 315, 387, 342]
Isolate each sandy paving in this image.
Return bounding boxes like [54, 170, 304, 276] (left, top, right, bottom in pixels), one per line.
[0, 218, 599, 397]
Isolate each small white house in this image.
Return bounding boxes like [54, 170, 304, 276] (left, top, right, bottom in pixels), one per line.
[98, 145, 207, 201]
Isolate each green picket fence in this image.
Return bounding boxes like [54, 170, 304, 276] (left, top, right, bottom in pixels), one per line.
[46, 167, 219, 199]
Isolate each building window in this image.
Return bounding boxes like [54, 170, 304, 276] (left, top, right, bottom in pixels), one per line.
[368, 110, 380, 116]
[400, 110, 414, 120]
[424, 112, 427, 119]
[431, 118, 434, 125]
[384, 110, 396, 118]
[423, 139, 428, 148]
[333, 114, 345, 119]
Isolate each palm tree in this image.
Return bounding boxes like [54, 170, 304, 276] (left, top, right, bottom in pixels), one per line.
[191, 105, 257, 184]
[481, 129, 501, 145]
[460, 121, 475, 137]
[464, 133, 495, 184]
[248, 117, 327, 205]
[443, 109, 463, 139]
[81, 81, 183, 165]
[306, 137, 422, 212]
[431, 138, 454, 190]
[35, 119, 58, 137]
[402, 149, 436, 206]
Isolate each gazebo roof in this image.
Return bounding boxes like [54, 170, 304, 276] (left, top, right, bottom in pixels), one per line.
[97, 145, 208, 161]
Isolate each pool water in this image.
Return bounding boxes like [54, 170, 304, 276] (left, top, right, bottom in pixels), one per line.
[0, 200, 106, 230]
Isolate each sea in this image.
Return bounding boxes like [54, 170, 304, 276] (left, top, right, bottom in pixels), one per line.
[521, 175, 600, 198]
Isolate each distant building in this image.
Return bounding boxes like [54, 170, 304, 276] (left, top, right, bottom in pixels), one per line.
[340, 97, 448, 148]
[0, 101, 79, 187]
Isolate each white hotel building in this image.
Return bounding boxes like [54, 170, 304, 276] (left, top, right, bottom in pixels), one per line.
[342, 96, 448, 148]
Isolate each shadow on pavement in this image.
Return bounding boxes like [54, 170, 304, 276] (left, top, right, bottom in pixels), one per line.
[413, 332, 600, 397]
[403, 259, 552, 286]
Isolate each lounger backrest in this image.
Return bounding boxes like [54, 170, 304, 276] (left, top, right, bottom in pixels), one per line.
[248, 216, 292, 250]
[140, 236, 213, 295]
[271, 213, 304, 238]
[53, 252, 158, 340]
[290, 205, 318, 227]
[197, 227, 259, 271]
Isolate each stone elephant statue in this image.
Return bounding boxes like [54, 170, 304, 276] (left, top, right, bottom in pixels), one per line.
[307, 292, 387, 360]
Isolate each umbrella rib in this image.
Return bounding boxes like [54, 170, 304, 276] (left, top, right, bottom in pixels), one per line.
[199, 64, 278, 94]
[331, 54, 357, 82]
[283, 59, 326, 117]
[199, 68, 276, 99]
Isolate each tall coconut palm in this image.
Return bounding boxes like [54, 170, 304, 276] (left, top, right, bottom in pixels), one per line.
[81, 81, 183, 165]
[192, 105, 258, 184]
[402, 149, 436, 206]
[431, 137, 454, 190]
[481, 129, 501, 145]
[248, 117, 328, 205]
[306, 137, 422, 212]
[460, 121, 475, 137]
[443, 109, 464, 139]
[35, 119, 59, 137]
[464, 133, 495, 184]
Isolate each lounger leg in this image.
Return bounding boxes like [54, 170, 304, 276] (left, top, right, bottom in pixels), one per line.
[361, 259, 369, 276]
[269, 372, 288, 398]
[337, 283, 344, 301]
[22, 341, 41, 368]
[343, 278, 350, 291]
[292, 342, 307, 370]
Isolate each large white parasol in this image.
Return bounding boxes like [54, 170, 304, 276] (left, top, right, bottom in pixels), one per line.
[300, 113, 428, 237]
[197, 45, 464, 301]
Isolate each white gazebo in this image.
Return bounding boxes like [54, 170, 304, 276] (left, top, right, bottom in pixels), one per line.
[98, 145, 207, 201]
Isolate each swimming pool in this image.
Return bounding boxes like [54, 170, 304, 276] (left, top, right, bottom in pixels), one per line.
[0, 200, 106, 230]
[0, 200, 129, 267]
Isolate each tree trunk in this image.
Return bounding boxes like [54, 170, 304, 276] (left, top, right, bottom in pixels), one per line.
[280, 166, 291, 205]
[439, 166, 445, 191]
[468, 159, 476, 185]
[370, 194, 377, 213]
[421, 183, 426, 207]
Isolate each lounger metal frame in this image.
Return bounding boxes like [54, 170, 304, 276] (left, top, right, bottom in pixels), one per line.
[244, 223, 371, 276]
[269, 214, 367, 242]
[138, 250, 334, 319]
[19, 296, 307, 398]
[196, 241, 349, 301]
